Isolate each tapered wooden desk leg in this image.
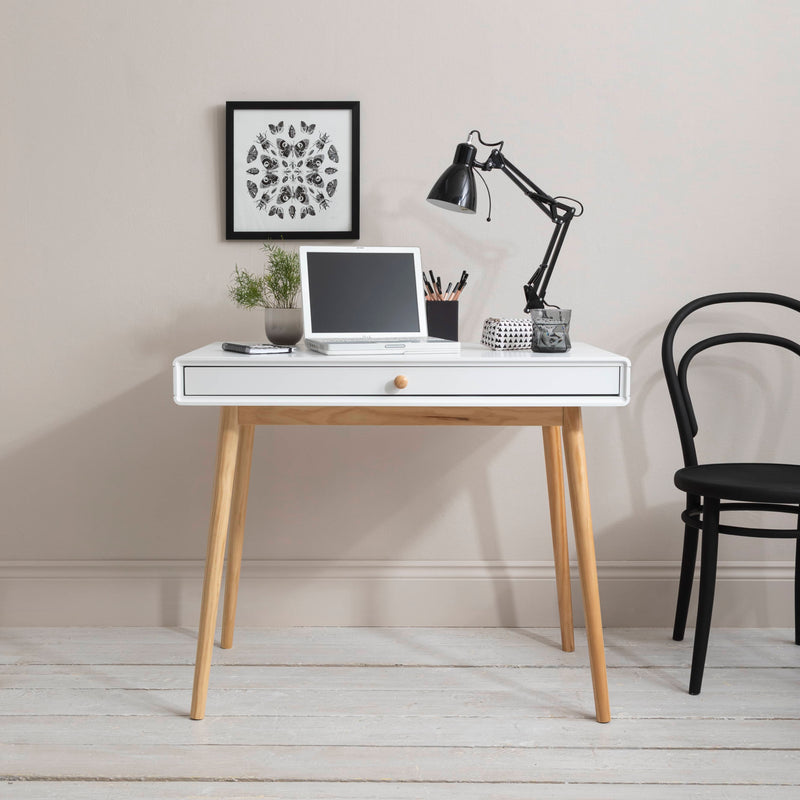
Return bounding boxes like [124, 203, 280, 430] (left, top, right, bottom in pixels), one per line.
[221, 423, 255, 650]
[191, 407, 240, 721]
[562, 407, 610, 723]
[542, 425, 575, 653]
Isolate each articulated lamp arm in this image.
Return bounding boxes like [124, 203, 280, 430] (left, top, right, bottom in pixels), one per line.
[427, 130, 581, 312]
[478, 149, 577, 312]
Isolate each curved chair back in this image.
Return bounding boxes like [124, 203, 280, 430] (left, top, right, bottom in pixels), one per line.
[662, 292, 800, 468]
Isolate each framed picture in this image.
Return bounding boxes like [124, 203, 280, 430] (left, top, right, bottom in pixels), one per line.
[226, 101, 360, 240]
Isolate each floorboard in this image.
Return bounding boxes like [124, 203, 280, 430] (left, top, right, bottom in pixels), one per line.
[0, 627, 798, 797]
[5, 784, 800, 800]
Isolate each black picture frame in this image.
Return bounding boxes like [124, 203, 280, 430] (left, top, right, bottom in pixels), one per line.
[226, 101, 360, 240]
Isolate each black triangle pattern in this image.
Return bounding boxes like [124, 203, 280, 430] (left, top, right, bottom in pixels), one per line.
[481, 317, 533, 350]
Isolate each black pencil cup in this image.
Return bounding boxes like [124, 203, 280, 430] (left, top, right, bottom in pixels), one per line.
[426, 301, 459, 341]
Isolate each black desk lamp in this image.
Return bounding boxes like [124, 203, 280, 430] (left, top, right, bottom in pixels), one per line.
[427, 130, 583, 312]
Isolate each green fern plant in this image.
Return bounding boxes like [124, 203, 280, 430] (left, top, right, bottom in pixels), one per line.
[228, 244, 301, 310]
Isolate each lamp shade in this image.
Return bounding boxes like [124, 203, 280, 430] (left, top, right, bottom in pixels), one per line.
[426, 142, 478, 213]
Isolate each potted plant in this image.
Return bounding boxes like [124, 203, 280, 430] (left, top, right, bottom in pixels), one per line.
[228, 243, 303, 345]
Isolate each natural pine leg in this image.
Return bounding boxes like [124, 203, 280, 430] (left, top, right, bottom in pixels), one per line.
[562, 407, 610, 723]
[221, 423, 255, 649]
[190, 407, 240, 720]
[542, 425, 575, 652]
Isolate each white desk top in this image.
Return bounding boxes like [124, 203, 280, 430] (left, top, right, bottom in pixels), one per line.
[175, 341, 627, 366]
[173, 342, 631, 408]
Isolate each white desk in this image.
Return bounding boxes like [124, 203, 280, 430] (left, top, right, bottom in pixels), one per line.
[174, 342, 631, 722]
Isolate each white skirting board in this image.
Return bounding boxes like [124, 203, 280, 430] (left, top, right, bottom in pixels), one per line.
[0, 559, 794, 627]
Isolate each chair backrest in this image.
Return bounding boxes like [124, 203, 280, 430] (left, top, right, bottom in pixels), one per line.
[662, 292, 800, 468]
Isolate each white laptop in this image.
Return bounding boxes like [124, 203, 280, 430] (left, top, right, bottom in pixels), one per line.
[300, 246, 460, 354]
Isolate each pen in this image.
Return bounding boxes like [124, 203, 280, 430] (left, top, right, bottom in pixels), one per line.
[453, 272, 468, 300]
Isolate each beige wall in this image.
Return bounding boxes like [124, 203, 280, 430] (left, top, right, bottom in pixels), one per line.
[1, 0, 798, 626]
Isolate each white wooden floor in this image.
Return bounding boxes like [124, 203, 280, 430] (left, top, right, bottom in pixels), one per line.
[1, 627, 799, 798]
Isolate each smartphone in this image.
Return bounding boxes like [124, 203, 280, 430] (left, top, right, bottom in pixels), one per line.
[221, 342, 293, 355]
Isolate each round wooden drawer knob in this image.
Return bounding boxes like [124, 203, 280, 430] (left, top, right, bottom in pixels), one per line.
[394, 375, 409, 389]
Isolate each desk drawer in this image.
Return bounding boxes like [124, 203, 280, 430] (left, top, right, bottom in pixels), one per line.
[182, 364, 621, 397]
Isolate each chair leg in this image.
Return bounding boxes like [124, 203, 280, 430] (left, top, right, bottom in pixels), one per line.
[689, 497, 720, 695]
[673, 520, 698, 642]
[794, 523, 799, 646]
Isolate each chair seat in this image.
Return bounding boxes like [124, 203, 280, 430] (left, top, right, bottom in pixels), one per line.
[674, 463, 800, 504]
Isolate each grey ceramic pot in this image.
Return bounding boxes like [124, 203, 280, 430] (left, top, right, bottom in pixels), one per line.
[264, 307, 303, 346]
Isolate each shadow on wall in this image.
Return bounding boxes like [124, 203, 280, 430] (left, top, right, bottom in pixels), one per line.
[0, 373, 522, 558]
[0, 330, 533, 625]
[600, 308, 797, 534]
[591, 308, 799, 624]
[4, 297, 792, 627]
[0, 297, 247, 562]
[0, 373, 217, 561]
[359, 180, 517, 340]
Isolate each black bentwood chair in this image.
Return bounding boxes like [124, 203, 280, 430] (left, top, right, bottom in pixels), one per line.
[662, 292, 800, 695]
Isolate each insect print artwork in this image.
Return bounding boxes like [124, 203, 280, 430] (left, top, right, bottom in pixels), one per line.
[227, 101, 358, 239]
[245, 120, 343, 222]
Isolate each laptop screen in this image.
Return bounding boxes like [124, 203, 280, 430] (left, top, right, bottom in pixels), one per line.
[302, 248, 424, 335]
